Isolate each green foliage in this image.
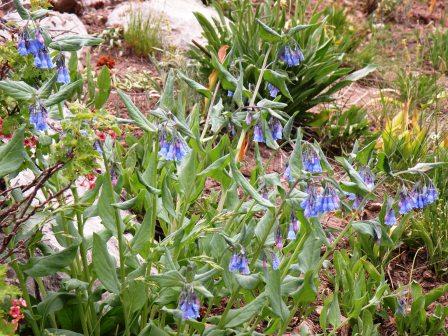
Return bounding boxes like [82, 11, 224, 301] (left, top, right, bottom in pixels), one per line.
[428, 29, 448, 74]
[189, 0, 375, 125]
[123, 8, 163, 56]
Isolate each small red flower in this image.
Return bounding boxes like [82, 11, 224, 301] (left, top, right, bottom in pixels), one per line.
[24, 136, 38, 148]
[96, 55, 115, 69]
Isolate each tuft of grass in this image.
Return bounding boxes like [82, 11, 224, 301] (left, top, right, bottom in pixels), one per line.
[428, 29, 448, 74]
[123, 9, 163, 56]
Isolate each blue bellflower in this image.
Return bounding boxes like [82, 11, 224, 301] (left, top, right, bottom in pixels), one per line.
[158, 132, 190, 161]
[359, 167, 375, 190]
[384, 208, 397, 226]
[267, 83, 279, 98]
[287, 224, 296, 240]
[303, 147, 322, 173]
[178, 288, 200, 320]
[34, 48, 54, 69]
[398, 186, 414, 214]
[425, 181, 438, 205]
[279, 45, 304, 67]
[283, 164, 294, 183]
[270, 118, 283, 140]
[29, 103, 48, 131]
[320, 185, 340, 213]
[227, 90, 234, 97]
[272, 252, 280, 270]
[253, 124, 265, 143]
[301, 186, 321, 218]
[56, 56, 70, 84]
[229, 251, 250, 275]
[275, 227, 283, 249]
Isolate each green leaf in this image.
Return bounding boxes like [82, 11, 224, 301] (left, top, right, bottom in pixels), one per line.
[288, 23, 316, 35]
[210, 98, 225, 133]
[292, 271, 317, 304]
[178, 150, 196, 196]
[44, 79, 83, 107]
[49, 36, 103, 51]
[289, 129, 303, 179]
[92, 233, 120, 294]
[160, 70, 175, 110]
[230, 160, 274, 208]
[177, 72, 211, 98]
[254, 210, 275, 242]
[234, 274, 261, 290]
[0, 80, 36, 100]
[345, 64, 377, 82]
[224, 294, 267, 328]
[38, 73, 57, 98]
[111, 196, 138, 210]
[37, 292, 77, 320]
[13, 0, 30, 19]
[138, 321, 170, 336]
[23, 245, 78, 277]
[117, 89, 157, 132]
[46, 330, 83, 336]
[297, 231, 322, 273]
[263, 69, 292, 101]
[0, 127, 25, 178]
[265, 269, 289, 320]
[335, 157, 370, 193]
[398, 162, 446, 175]
[198, 154, 230, 176]
[256, 19, 282, 42]
[151, 270, 185, 288]
[98, 172, 120, 235]
[94, 66, 111, 109]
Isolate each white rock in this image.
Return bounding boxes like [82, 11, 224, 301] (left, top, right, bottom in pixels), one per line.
[4, 10, 88, 37]
[107, 0, 222, 49]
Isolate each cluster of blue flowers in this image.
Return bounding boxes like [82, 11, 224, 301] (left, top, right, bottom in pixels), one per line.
[158, 132, 191, 161]
[287, 213, 299, 240]
[279, 45, 304, 67]
[267, 83, 280, 98]
[17, 27, 70, 84]
[29, 102, 48, 131]
[302, 147, 323, 173]
[17, 29, 53, 69]
[253, 118, 283, 143]
[178, 287, 200, 320]
[301, 185, 340, 218]
[398, 182, 438, 213]
[228, 250, 250, 275]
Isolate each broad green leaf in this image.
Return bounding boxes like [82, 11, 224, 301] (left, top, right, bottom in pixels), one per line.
[151, 270, 185, 288]
[37, 292, 77, 320]
[94, 66, 111, 109]
[49, 36, 103, 51]
[138, 322, 170, 336]
[398, 162, 446, 174]
[210, 98, 225, 133]
[0, 127, 25, 178]
[111, 196, 138, 210]
[256, 19, 282, 42]
[98, 172, 120, 235]
[224, 294, 267, 328]
[177, 71, 211, 98]
[265, 269, 289, 320]
[288, 23, 316, 35]
[289, 128, 303, 178]
[178, 150, 196, 196]
[254, 210, 275, 242]
[38, 73, 57, 98]
[0, 80, 36, 100]
[44, 79, 83, 107]
[297, 232, 322, 273]
[92, 233, 120, 294]
[132, 207, 153, 252]
[160, 70, 175, 110]
[23, 245, 78, 277]
[117, 89, 157, 132]
[46, 330, 83, 336]
[234, 274, 261, 290]
[197, 154, 230, 176]
[230, 160, 274, 208]
[335, 157, 370, 193]
[292, 271, 317, 304]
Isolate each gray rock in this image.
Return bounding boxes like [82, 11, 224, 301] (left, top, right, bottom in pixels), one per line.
[106, 0, 223, 49]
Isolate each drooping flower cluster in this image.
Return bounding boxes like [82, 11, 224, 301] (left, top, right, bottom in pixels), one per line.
[412, 182, 438, 209]
[283, 164, 293, 183]
[18, 29, 53, 69]
[158, 131, 191, 161]
[302, 146, 322, 173]
[253, 118, 283, 143]
[229, 250, 250, 275]
[178, 287, 200, 320]
[279, 45, 304, 67]
[301, 185, 341, 218]
[29, 102, 48, 132]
